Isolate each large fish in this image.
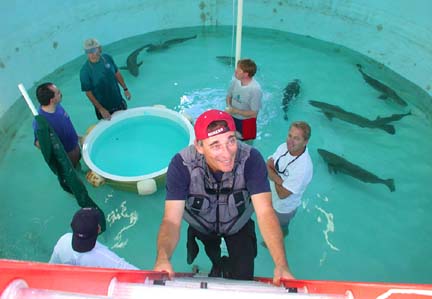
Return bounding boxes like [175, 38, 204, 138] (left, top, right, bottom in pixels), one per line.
[119, 44, 151, 77]
[374, 111, 412, 125]
[356, 64, 408, 107]
[317, 148, 395, 192]
[216, 56, 235, 66]
[216, 55, 235, 66]
[146, 35, 197, 52]
[282, 79, 300, 120]
[309, 100, 395, 135]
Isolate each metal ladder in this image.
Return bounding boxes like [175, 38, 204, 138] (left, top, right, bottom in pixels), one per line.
[1, 275, 350, 299]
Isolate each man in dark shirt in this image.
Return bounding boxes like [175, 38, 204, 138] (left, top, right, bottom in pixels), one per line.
[80, 38, 131, 120]
[154, 109, 294, 284]
[33, 82, 81, 168]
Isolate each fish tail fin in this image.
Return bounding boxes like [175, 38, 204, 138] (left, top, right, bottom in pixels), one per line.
[385, 178, 395, 192]
[382, 124, 395, 135]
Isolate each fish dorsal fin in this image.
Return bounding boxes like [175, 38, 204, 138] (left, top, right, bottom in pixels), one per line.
[328, 165, 337, 174]
[324, 112, 334, 120]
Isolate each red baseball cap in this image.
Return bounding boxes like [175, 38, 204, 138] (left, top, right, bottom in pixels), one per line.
[194, 109, 236, 140]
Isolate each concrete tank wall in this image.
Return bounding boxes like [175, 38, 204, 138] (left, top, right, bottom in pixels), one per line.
[0, 0, 431, 118]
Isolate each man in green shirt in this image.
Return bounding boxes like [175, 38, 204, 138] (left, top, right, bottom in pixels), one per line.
[80, 38, 131, 120]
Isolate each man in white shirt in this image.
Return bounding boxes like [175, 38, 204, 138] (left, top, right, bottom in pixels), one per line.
[49, 207, 138, 270]
[267, 121, 313, 239]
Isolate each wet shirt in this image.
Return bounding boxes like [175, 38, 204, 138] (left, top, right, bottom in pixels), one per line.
[227, 78, 262, 120]
[80, 53, 124, 111]
[33, 104, 79, 152]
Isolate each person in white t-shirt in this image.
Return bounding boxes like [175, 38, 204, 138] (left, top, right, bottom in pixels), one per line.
[49, 207, 138, 270]
[225, 59, 262, 140]
[267, 121, 313, 239]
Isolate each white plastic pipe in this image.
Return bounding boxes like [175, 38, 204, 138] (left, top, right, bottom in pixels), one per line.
[1, 279, 104, 299]
[18, 83, 38, 116]
[235, 0, 243, 66]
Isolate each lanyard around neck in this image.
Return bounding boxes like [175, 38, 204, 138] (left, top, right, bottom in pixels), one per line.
[275, 147, 306, 175]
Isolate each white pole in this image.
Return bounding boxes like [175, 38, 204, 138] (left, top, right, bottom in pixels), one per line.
[235, 0, 243, 66]
[18, 83, 38, 116]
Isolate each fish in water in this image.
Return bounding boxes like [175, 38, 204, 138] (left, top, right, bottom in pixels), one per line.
[146, 35, 197, 52]
[119, 44, 151, 77]
[309, 100, 396, 135]
[216, 55, 235, 66]
[356, 64, 407, 107]
[374, 111, 412, 125]
[317, 148, 395, 192]
[282, 79, 301, 120]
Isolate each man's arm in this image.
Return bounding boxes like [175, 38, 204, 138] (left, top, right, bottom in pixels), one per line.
[85, 90, 111, 120]
[115, 71, 131, 100]
[252, 192, 294, 284]
[267, 158, 283, 185]
[274, 183, 292, 199]
[228, 82, 262, 118]
[154, 200, 185, 278]
[228, 107, 258, 118]
[267, 158, 293, 199]
[226, 95, 232, 107]
[226, 93, 257, 117]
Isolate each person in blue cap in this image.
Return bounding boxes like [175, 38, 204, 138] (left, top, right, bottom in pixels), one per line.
[49, 207, 138, 270]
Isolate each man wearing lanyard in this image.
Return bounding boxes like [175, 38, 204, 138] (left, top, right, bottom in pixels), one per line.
[266, 121, 313, 240]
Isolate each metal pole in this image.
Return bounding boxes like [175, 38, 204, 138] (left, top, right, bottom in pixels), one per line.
[18, 83, 38, 116]
[235, 0, 243, 66]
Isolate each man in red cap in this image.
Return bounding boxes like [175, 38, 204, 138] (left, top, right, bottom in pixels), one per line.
[154, 109, 294, 284]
